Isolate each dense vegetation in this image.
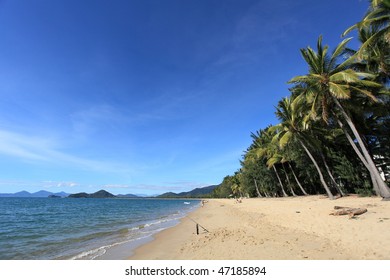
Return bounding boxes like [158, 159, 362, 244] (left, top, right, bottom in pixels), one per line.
[212, 0, 390, 200]
[157, 185, 218, 198]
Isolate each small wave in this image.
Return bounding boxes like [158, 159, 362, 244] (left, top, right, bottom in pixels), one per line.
[70, 216, 183, 260]
[128, 215, 183, 232]
[68, 201, 200, 260]
[69, 233, 157, 260]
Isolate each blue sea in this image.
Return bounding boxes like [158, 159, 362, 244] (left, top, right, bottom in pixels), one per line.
[0, 197, 199, 260]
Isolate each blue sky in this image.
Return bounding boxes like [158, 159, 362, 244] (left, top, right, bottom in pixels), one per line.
[0, 0, 368, 195]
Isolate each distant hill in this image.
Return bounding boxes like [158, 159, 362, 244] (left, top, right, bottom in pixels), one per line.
[31, 190, 52, 197]
[13, 191, 31, 197]
[157, 185, 218, 198]
[0, 190, 69, 198]
[53, 191, 69, 197]
[68, 190, 116, 198]
[158, 192, 178, 198]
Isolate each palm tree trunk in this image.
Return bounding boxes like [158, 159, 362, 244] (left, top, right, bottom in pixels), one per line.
[288, 162, 308, 195]
[333, 98, 390, 198]
[254, 179, 262, 197]
[282, 163, 297, 196]
[335, 116, 381, 195]
[319, 151, 345, 196]
[272, 165, 288, 197]
[298, 139, 334, 199]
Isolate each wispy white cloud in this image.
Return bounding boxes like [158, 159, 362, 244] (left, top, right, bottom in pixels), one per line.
[41, 181, 80, 189]
[0, 179, 80, 190]
[0, 129, 55, 161]
[0, 128, 135, 174]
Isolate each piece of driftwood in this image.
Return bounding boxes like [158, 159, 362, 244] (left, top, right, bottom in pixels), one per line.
[330, 206, 367, 218]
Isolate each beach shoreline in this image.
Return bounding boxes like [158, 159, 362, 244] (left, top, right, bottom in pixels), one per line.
[128, 196, 390, 260]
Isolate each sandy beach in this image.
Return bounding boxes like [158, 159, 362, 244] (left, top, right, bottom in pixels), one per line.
[128, 195, 390, 260]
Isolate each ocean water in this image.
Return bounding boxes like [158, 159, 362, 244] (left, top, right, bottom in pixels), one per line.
[0, 197, 199, 260]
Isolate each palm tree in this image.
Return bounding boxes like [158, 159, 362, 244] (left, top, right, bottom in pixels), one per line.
[288, 36, 390, 198]
[272, 96, 335, 199]
[352, 27, 390, 83]
[248, 128, 289, 197]
[281, 162, 298, 196]
[231, 172, 244, 198]
[253, 179, 263, 197]
[343, 0, 390, 60]
[266, 150, 292, 197]
[288, 161, 308, 195]
[242, 136, 279, 197]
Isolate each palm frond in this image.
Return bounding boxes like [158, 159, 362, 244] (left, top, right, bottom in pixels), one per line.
[266, 155, 282, 168]
[354, 72, 380, 81]
[279, 131, 293, 149]
[355, 27, 389, 59]
[288, 75, 320, 84]
[330, 37, 353, 65]
[343, 23, 359, 37]
[330, 70, 360, 83]
[350, 86, 379, 101]
[329, 83, 351, 99]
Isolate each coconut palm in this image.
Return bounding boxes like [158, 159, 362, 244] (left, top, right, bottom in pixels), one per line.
[288, 161, 308, 196]
[288, 36, 390, 198]
[241, 137, 279, 197]
[345, 26, 390, 87]
[343, 0, 390, 60]
[271, 96, 335, 199]
[266, 149, 294, 197]
[248, 128, 289, 197]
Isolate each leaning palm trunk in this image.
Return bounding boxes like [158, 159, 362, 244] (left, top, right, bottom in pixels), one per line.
[319, 151, 345, 196]
[333, 98, 390, 198]
[254, 179, 262, 197]
[282, 163, 297, 196]
[272, 165, 288, 197]
[288, 162, 308, 195]
[335, 117, 381, 195]
[298, 139, 334, 199]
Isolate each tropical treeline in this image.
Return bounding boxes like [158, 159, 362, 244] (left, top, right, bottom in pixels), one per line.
[212, 0, 390, 200]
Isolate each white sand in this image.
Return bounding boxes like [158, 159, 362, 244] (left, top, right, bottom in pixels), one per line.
[129, 195, 390, 260]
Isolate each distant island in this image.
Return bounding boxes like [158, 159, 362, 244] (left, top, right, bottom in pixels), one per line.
[69, 186, 218, 199]
[68, 190, 116, 198]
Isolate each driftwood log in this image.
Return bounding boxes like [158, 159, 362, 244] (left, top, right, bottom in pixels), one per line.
[330, 206, 367, 218]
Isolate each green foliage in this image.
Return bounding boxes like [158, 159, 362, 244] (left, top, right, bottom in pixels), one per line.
[355, 181, 375, 197]
[215, 0, 390, 198]
[211, 175, 236, 198]
[240, 156, 278, 197]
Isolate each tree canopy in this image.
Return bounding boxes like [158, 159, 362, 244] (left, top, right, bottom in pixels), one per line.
[212, 0, 390, 199]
